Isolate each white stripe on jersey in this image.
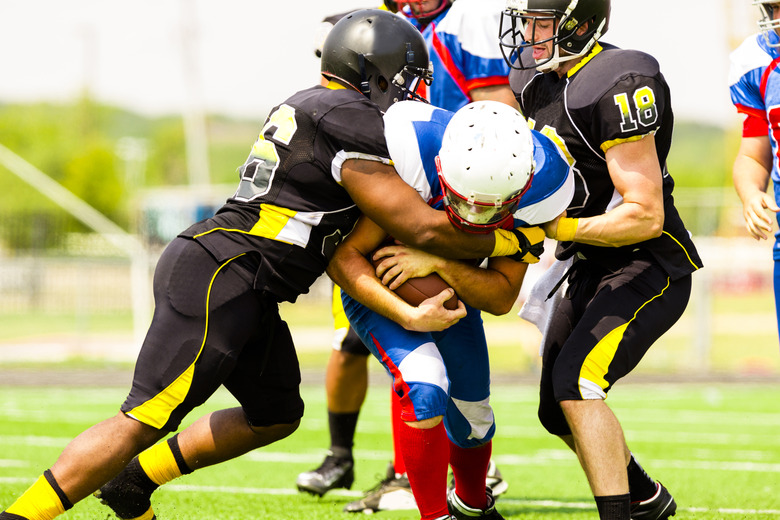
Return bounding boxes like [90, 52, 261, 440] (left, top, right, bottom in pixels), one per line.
[383, 101, 445, 203]
[728, 33, 773, 87]
[435, 0, 507, 60]
[330, 150, 392, 184]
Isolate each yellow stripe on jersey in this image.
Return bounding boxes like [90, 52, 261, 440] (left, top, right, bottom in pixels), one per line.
[599, 132, 652, 153]
[567, 42, 603, 77]
[127, 254, 246, 430]
[249, 203, 298, 243]
[662, 230, 702, 270]
[579, 276, 671, 395]
[326, 80, 349, 90]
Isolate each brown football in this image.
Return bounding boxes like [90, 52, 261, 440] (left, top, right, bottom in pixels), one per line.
[370, 248, 459, 310]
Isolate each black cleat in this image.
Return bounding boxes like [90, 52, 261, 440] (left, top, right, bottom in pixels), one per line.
[94, 458, 158, 520]
[343, 462, 415, 513]
[296, 452, 354, 497]
[448, 487, 504, 520]
[631, 482, 677, 520]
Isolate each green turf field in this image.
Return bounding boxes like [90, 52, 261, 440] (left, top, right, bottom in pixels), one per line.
[1, 380, 779, 519]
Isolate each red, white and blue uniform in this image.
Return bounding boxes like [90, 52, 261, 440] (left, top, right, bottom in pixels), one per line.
[341, 101, 572, 447]
[408, 0, 510, 111]
[729, 29, 780, 333]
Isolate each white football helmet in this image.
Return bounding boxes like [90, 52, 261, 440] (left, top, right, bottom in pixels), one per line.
[436, 100, 535, 233]
[755, 0, 780, 47]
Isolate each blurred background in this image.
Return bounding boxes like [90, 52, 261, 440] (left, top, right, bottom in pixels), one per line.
[0, 0, 774, 382]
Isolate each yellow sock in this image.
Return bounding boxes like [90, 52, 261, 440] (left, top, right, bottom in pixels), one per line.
[6, 471, 70, 520]
[137, 439, 184, 487]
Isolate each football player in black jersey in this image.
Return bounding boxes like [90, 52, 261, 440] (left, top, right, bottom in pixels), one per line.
[499, 1, 702, 520]
[0, 10, 543, 520]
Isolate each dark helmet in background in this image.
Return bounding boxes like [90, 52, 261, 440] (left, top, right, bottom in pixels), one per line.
[384, 0, 399, 13]
[499, 0, 610, 72]
[321, 9, 433, 111]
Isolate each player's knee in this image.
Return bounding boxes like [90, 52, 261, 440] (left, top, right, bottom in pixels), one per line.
[445, 397, 495, 448]
[405, 415, 443, 429]
[537, 400, 571, 436]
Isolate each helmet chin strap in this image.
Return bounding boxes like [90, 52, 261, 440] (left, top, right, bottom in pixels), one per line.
[357, 54, 371, 96]
[536, 46, 579, 73]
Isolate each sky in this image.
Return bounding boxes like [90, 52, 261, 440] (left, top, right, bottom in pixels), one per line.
[0, 0, 757, 128]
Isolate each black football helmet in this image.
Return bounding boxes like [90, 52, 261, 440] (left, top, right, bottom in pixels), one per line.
[499, 0, 610, 72]
[321, 9, 432, 112]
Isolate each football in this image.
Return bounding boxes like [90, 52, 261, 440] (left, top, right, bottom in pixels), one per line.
[370, 248, 459, 310]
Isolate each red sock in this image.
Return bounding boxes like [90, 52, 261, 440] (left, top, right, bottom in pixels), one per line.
[449, 440, 491, 509]
[399, 420, 450, 520]
[391, 387, 406, 475]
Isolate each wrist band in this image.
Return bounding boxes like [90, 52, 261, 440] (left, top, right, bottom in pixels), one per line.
[555, 217, 579, 242]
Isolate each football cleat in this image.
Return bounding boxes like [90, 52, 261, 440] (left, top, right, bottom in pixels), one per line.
[343, 462, 415, 513]
[296, 452, 355, 496]
[447, 487, 504, 520]
[448, 459, 508, 498]
[485, 459, 508, 497]
[94, 458, 158, 520]
[630, 482, 677, 519]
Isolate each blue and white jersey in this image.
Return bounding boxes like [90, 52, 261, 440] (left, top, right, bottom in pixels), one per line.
[729, 30, 780, 185]
[729, 30, 780, 260]
[408, 0, 511, 111]
[383, 100, 574, 226]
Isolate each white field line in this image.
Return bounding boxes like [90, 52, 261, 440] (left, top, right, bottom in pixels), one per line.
[160, 485, 780, 516]
[0, 478, 776, 518]
[3, 434, 780, 473]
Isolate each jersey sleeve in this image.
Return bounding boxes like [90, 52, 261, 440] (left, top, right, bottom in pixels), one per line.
[591, 70, 669, 152]
[729, 34, 771, 137]
[321, 100, 393, 184]
[383, 101, 452, 204]
[513, 131, 574, 226]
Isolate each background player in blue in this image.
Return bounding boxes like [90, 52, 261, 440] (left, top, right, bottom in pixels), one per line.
[397, 0, 517, 110]
[729, 0, 780, 339]
[0, 10, 541, 520]
[329, 100, 572, 520]
[500, 0, 702, 519]
[298, 0, 520, 508]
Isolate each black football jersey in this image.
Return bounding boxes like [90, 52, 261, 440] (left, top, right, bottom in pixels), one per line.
[509, 43, 702, 279]
[180, 86, 391, 302]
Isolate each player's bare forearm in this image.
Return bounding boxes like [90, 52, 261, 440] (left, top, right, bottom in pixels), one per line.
[435, 257, 527, 315]
[557, 201, 664, 247]
[732, 136, 778, 240]
[340, 159, 496, 259]
[327, 217, 465, 332]
[549, 136, 664, 247]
